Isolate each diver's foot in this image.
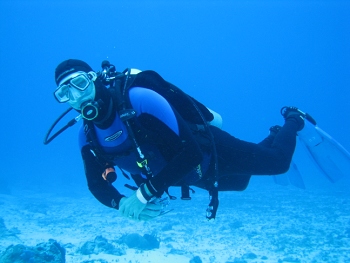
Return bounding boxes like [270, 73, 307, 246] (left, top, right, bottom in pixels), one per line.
[281, 106, 305, 131]
[280, 106, 316, 131]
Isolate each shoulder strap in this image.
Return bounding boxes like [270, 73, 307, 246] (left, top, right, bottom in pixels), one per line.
[108, 69, 154, 179]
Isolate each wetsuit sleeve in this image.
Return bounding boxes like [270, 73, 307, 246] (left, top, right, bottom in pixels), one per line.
[130, 87, 203, 195]
[80, 145, 125, 209]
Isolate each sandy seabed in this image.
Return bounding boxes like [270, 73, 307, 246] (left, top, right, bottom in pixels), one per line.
[0, 181, 349, 263]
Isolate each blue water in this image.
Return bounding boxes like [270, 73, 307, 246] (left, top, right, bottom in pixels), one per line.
[0, 1, 349, 262]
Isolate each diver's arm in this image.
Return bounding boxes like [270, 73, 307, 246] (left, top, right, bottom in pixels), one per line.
[81, 145, 125, 209]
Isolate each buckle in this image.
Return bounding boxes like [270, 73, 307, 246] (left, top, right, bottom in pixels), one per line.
[137, 159, 148, 168]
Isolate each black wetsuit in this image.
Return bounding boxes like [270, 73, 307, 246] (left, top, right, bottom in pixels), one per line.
[79, 72, 298, 210]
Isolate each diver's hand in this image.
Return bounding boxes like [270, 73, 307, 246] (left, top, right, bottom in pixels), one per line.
[119, 193, 146, 220]
[119, 184, 154, 221]
[139, 202, 163, 221]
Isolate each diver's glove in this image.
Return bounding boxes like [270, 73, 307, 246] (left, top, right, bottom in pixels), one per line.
[139, 202, 163, 221]
[119, 184, 159, 221]
[119, 194, 146, 220]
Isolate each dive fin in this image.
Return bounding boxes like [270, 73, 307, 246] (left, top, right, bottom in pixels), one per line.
[287, 162, 306, 189]
[273, 161, 306, 189]
[273, 172, 289, 186]
[297, 120, 350, 183]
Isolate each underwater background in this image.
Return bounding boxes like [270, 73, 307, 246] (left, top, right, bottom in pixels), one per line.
[0, 1, 349, 262]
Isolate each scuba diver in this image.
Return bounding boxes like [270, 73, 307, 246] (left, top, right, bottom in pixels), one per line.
[48, 58, 312, 221]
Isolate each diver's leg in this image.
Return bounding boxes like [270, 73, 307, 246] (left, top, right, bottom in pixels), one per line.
[209, 118, 300, 176]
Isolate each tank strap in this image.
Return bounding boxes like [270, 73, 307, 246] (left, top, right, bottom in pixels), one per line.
[108, 69, 155, 180]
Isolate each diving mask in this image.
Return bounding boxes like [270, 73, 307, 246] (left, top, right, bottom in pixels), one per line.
[54, 71, 97, 110]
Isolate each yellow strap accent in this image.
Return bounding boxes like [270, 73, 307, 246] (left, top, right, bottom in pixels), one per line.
[137, 159, 148, 168]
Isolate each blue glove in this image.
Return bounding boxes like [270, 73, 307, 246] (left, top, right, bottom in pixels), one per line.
[139, 202, 163, 221]
[119, 184, 156, 221]
[119, 193, 146, 220]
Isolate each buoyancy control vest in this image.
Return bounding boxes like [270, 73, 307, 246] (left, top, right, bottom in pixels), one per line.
[84, 69, 220, 162]
[84, 67, 221, 219]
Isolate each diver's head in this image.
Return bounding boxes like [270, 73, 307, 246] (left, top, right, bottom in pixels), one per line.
[54, 59, 116, 125]
[54, 59, 97, 112]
